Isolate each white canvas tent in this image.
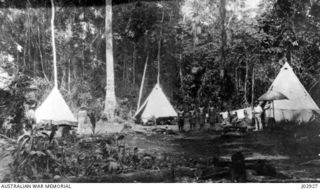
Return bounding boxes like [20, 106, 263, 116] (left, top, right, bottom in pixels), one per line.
[34, 1, 77, 126]
[134, 83, 177, 123]
[35, 87, 77, 125]
[264, 62, 320, 122]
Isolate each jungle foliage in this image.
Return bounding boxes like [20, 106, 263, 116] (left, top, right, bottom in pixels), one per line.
[0, 0, 319, 118]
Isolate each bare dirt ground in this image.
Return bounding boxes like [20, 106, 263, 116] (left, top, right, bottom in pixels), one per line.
[87, 121, 320, 181]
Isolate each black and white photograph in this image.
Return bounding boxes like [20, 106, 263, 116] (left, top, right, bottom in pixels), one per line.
[0, 0, 320, 185]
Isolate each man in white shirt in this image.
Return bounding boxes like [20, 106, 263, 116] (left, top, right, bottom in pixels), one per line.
[253, 102, 263, 131]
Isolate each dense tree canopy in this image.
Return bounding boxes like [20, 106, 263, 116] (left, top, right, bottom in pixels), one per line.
[0, 0, 320, 121]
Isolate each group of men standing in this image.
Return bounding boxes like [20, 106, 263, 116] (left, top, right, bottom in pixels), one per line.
[176, 101, 219, 132]
[175, 100, 272, 132]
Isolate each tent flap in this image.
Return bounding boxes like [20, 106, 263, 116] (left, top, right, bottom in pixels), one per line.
[264, 62, 319, 122]
[135, 84, 177, 123]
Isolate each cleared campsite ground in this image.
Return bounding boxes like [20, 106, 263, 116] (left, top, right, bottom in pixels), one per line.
[75, 120, 320, 182]
[127, 128, 320, 180]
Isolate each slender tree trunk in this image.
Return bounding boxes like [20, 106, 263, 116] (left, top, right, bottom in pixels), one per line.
[122, 50, 126, 84]
[72, 59, 77, 81]
[238, 68, 241, 89]
[61, 64, 67, 90]
[38, 24, 50, 83]
[82, 41, 85, 80]
[27, 7, 31, 74]
[16, 48, 20, 73]
[192, 23, 196, 61]
[219, 0, 226, 78]
[251, 66, 255, 109]
[32, 34, 36, 77]
[124, 52, 127, 89]
[235, 67, 238, 94]
[244, 61, 249, 105]
[126, 49, 129, 89]
[179, 53, 183, 85]
[33, 42, 36, 77]
[157, 8, 165, 84]
[68, 59, 71, 93]
[104, 0, 117, 120]
[27, 3, 34, 76]
[51, 0, 58, 87]
[23, 30, 27, 73]
[132, 43, 137, 87]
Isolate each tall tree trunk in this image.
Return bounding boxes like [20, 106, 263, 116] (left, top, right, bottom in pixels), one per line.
[179, 53, 183, 85]
[38, 24, 50, 83]
[82, 41, 85, 80]
[23, 27, 27, 73]
[244, 61, 249, 105]
[27, 7, 31, 74]
[157, 8, 164, 84]
[68, 59, 71, 94]
[122, 50, 126, 85]
[126, 49, 129, 89]
[26, 2, 34, 76]
[61, 64, 67, 90]
[235, 67, 238, 94]
[251, 65, 255, 109]
[72, 58, 77, 82]
[51, 0, 58, 87]
[219, 0, 226, 78]
[124, 52, 127, 89]
[238, 68, 241, 89]
[104, 0, 117, 120]
[132, 43, 137, 87]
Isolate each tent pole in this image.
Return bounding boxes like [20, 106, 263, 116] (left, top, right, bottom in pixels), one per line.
[137, 53, 149, 110]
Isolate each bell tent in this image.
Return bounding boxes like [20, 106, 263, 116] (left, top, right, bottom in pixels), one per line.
[134, 14, 178, 124]
[35, 87, 77, 125]
[35, 0, 77, 125]
[134, 83, 177, 124]
[263, 62, 319, 122]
